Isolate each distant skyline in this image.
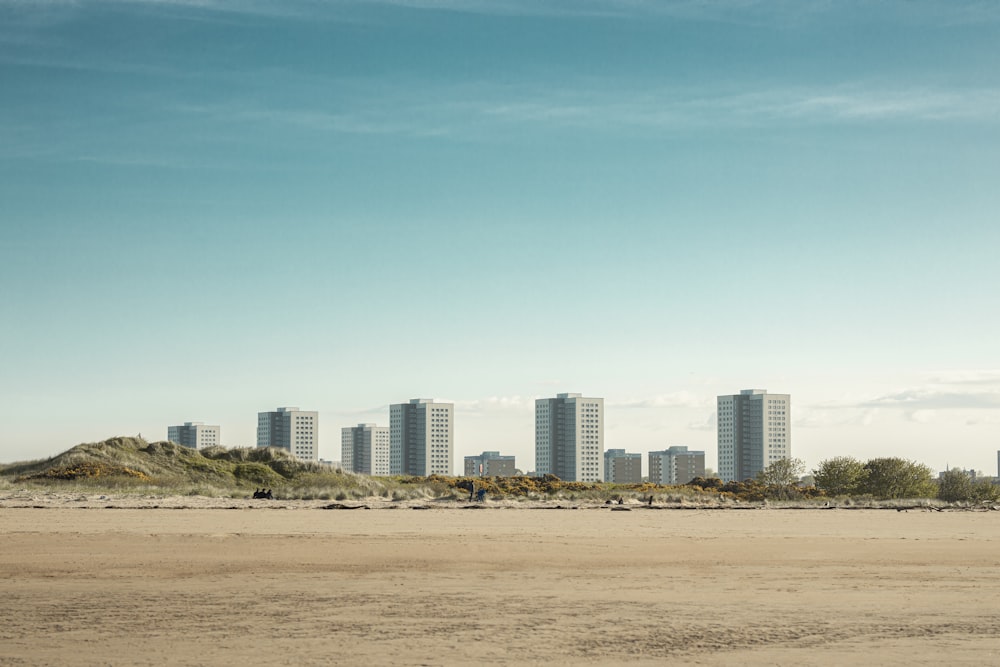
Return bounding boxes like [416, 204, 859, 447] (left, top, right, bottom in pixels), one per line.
[2, 1, 998, 474]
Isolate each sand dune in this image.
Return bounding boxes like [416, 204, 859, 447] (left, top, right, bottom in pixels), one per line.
[2, 502, 999, 665]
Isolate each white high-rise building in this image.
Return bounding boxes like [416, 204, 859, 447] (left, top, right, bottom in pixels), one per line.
[167, 422, 220, 450]
[389, 399, 454, 476]
[257, 406, 318, 462]
[342, 423, 390, 476]
[535, 393, 604, 482]
[717, 389, 790, 482]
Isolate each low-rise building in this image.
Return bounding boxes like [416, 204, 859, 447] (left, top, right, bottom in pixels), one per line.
[464, 451, 516, 477]
[604, 448, 642, 484]
[649, 446, 706, 485]
[167, 422, 220, 450]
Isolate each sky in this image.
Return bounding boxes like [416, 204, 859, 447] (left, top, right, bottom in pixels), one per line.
[2, 0, 999, 476]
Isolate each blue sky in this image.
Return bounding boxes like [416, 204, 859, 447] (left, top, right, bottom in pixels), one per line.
[2, 0, 999, 475]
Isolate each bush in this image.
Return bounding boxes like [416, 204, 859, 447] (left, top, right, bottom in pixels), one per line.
[938, 469, 1000, 503]
[232, 462, 283, 486]
[860, 458, 935, 499]
[813, 457, 868, 496]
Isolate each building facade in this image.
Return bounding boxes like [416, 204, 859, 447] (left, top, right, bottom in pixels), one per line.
[648, 446, 706, 485]
[257, 406, 318, 461]
[389, 399, 454, 476]
[342, 423, 390, 476]
[535, 393, 604, 482]
[464, 451, 516, 477]
[604, 449, 642, 484]
[717, 389, 790, 482]
[166, 422, 220, 450]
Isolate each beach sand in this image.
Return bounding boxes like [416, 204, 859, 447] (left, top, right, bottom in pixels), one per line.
[2, 498, 999, 666]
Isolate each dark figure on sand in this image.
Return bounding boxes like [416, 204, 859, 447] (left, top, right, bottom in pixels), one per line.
[253, 489, 273, 500]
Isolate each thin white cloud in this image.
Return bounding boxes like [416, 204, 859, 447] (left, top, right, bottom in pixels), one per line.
[927, 370, 1000, 386]
[164, 82, 1000, 147]
[688, 411, 717, 431]
[479, 85, 1000, 128]
[341, 0, 1000, 27]
[794, 406, 876, 429]
[68, 154, 199, 169]
[608, 391, 712, 409]
[796, 372, 1000, 429]
[8, 0, 1000, 26]
[860, 389, 1000, 411]
[440, 83, 1000, 131]
[452, 396, 536, 412]
[907, 409, 936, 424]
[232, 108, 451, 137]
[767, 88, 1000, 122]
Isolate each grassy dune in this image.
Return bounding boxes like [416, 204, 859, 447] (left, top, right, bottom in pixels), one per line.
[0, 437, 392, 499]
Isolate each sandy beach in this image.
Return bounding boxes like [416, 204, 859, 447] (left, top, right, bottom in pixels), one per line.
[2, 498, 999, 666]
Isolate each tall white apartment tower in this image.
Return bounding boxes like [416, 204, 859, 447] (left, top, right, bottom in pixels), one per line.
[342, 423, 390, 476]
[389, 399, 454, 476]
[257, 406, 318, 462]
[167, 422, 220, 450]
[717, 389, 790, 482]
[535, 393, 604, 482]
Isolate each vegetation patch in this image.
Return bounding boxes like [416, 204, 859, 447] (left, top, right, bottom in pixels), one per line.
[17, 462, 151, 482]
[3, 439, 995, 506]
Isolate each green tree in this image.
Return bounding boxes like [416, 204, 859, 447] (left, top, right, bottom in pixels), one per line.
[813, 456, 868, 496]
[860, 457, 935, 499]
[938, 469, 1000, 503]
[972, 478, 1000, 503]
[756, 458, 806, 489]
[937, 468, 975, 502]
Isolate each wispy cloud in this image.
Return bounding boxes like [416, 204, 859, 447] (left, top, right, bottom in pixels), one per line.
[766, 88, 1000, 122]
[608, 391, 712, 409]
[796, 372, 1000, 428]
[688, 411, 717, 431]
[0, 0, 779, 20]
[927, 370, 1000, 386]
[8, 0, 1000, 26]
[477, 85, 1000, 128]
[9, 79, 995, 171]
[226, 107, 451, 137]
[318, 0, 1000, 27]
[451, 396, 536, 412]
[794, 406, 877, 429]
[167, 81, 1000, 146]
[858, 388, 1000, 411]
